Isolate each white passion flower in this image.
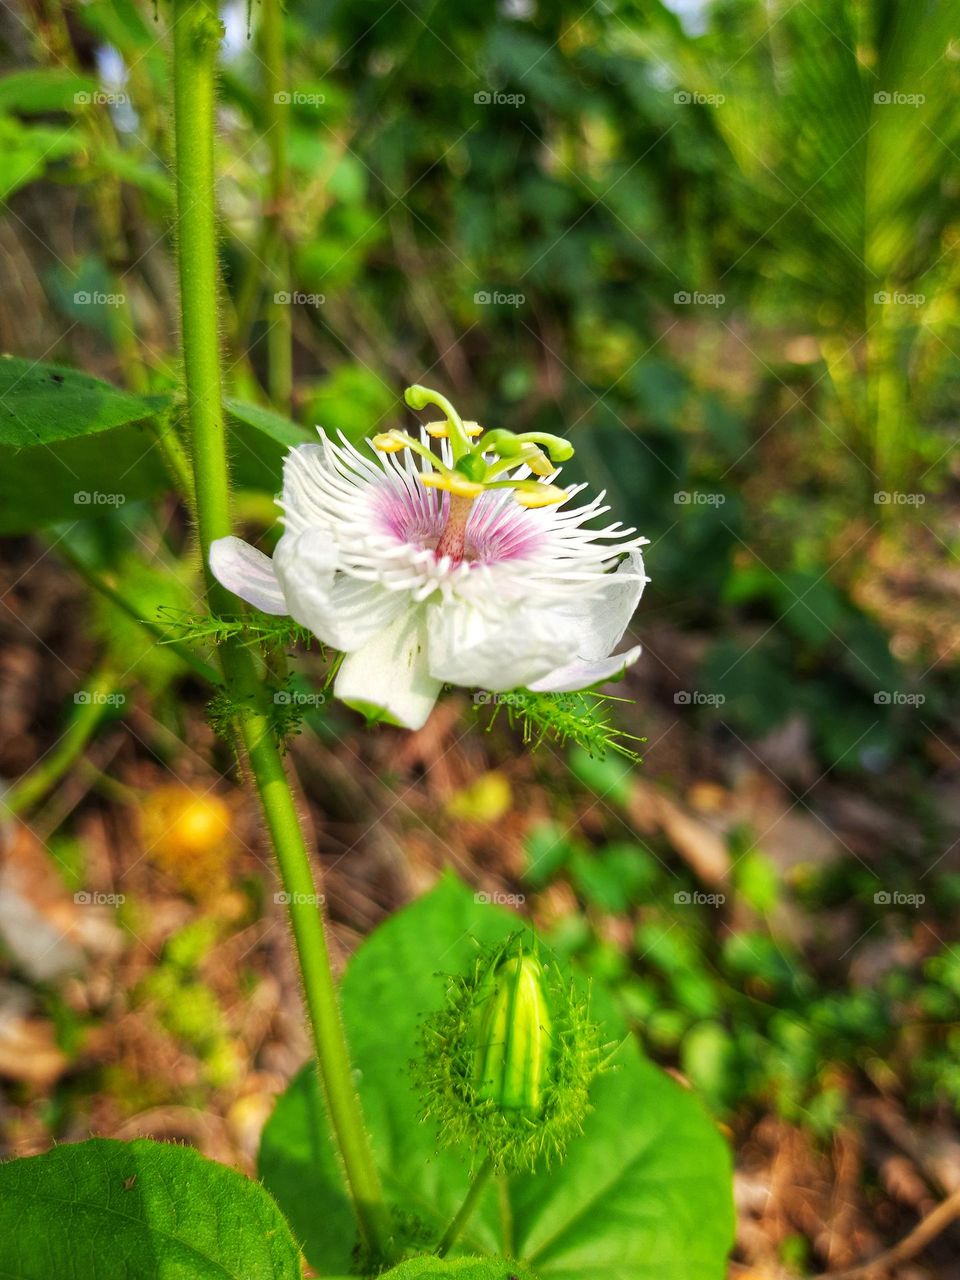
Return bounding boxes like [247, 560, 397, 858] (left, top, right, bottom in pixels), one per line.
[209, 384, 649, 731]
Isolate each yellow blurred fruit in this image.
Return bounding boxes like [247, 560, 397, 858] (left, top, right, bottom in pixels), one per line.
[140, 786, 235, 898]
[445, 771, 512, 823]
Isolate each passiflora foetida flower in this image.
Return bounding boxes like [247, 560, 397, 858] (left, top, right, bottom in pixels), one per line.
[209, 384, 648, 730]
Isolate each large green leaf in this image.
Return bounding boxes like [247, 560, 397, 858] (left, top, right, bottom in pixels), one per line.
[259, 875, 734, 1279]
[0, 361, 314, 532]
[225, 398, 314, 491]
[0, 1137, 302, 1279]
[0, 356, 170, 532]
[380, 1260, 537, 1280]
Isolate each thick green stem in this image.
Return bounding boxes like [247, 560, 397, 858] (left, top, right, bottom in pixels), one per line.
[436, 1156, 494, 1257]
[261, 0, 293, 412]
[171, 1, 391, 1260]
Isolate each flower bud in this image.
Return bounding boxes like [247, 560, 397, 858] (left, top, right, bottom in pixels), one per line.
[419, 936, 603, 1170]
[472, 950, 553, 1116]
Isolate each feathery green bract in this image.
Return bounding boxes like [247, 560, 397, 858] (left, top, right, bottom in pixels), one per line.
[474, 688, 644, 762]
[419, 935, 604, 1171]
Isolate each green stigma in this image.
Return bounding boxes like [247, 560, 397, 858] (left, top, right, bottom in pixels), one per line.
[379, 384, 576, 511]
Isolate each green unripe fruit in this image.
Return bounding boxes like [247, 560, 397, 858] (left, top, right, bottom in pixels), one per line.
[472, 951, 553, 1115]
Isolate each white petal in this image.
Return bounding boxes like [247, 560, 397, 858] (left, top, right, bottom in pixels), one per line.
[208, 536, 288, 615]
[527, 643, 643, 693]
[426, 598, 578, 692]
[335, 607, 442, 730]
[557, 547, 648, 659]
[273, 528, 405, 651]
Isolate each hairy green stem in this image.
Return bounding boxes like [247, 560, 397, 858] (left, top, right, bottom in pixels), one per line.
[261, 0, 293, 412]
[437, 1156, 494, 1257]
[171, 1, 392, 1260]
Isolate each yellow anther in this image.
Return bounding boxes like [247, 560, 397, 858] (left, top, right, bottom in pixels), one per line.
[372, 430, 409, 453]
[524, 447, 555, 477]
[420, 472, 485, 499]
[514, 483, 567, 508]
[426, 420, 483, 439]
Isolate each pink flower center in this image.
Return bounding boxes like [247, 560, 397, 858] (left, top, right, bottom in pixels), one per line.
[376, 482, 542, 566]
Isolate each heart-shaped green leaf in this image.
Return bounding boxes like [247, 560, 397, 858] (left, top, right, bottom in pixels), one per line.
[0, 360, 316, 532]
[0, 1137, 302, 1279]
[259, 875, 734, 1279]
[378, 1259, 537, 1280]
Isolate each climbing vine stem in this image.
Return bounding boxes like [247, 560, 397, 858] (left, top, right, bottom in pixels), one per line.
[171, 0, 392, 1261]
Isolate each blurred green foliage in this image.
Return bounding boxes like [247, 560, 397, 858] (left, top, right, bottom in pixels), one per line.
[525, 806, 960, 1137]
[2, 0, 959, 1161]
